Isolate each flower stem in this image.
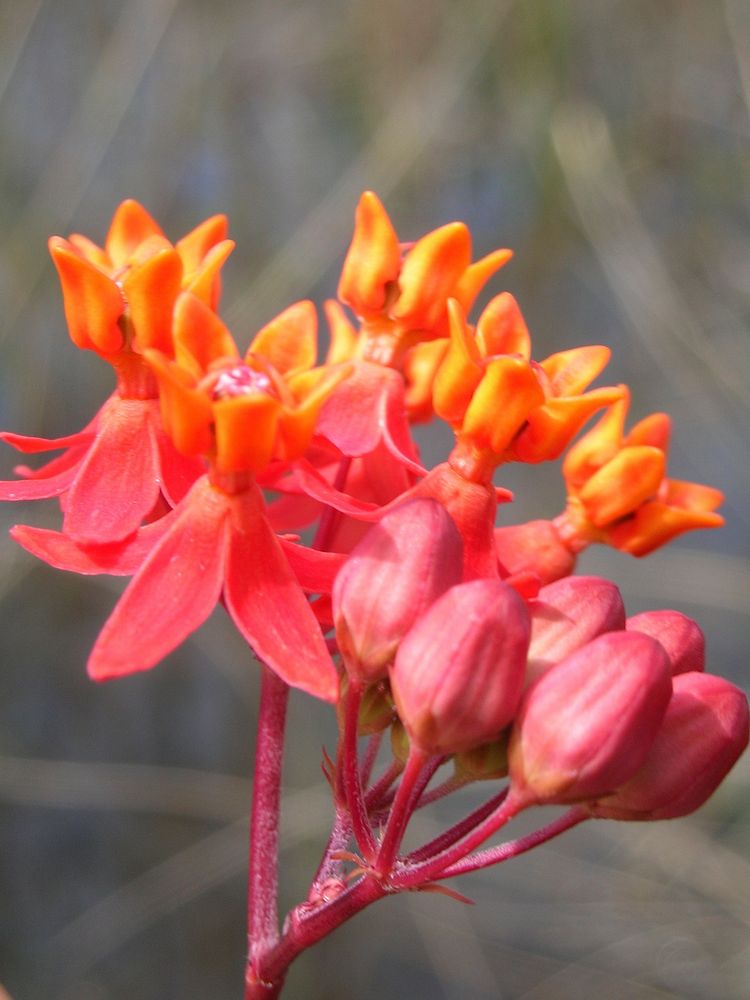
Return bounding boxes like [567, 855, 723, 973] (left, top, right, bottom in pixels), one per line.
[246, 664, 289, 994]
[340, 679, 377, 859]
[438, 806, 588, 877]
[375, 745, 428, 876]
[406, 786, 509, 864]
[392, 791, 521, 889]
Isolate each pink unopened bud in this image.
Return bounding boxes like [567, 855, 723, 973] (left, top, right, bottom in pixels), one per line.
[626, 610, 705, 675]
[333, 498, 463, 683]
[495, 519, 577, 585]
[588, 672, 749, 821]
[508, 631, 672, 807]
[526, 576, 625, 684]
[390, 578, 530, 755]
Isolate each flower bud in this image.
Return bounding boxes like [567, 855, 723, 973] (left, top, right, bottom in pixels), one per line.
[588, 672, 749, 821]
[508, 631, 672, 807]
[333, 498, 463, 683]
[526, 576, 625, 684]
[626, 610, 704, 675]
[495, 519, 577, 585]
[390, 578, 530, 755]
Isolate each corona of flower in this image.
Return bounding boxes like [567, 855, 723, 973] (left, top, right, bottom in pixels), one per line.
[0, 201, 233, 542]
[434, 296, 623, 481]
[558, 387, 724, 555]
[337, 190, 512, 366]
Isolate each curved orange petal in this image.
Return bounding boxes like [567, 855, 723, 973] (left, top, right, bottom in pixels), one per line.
[324, 300, 359, 364]
[403, 338, 449, 423]
[462, 356, 544, 454]
[145, 349, 213, 456]
[338, 191, 401, 317]
[453, 249, 513, 316]
[213, 393, 281, 473]
[105, 200, 165, 268]
[247, 300, 318, 375]
[662, 478, 724, 512]
[279, 364, 353, 459]
[476, 292, 531, 360]
[49, 238, 124, 354]
[562, 388, 630, 489]
[183, 239, 234, 309]
[122, 246, 183, 354]
[626, 411, 671, 451]
[67, 233, 111, 271]
[172, 292, 239, 378]
[540, 345, 611, 395]
[392, 222, 472, 330]
[578, 445, 666, 525]
[176, 214, 229, 272]
[432, 300, 484, 427]
[514, 385, 624, 464]
[610, 501, 725, 556]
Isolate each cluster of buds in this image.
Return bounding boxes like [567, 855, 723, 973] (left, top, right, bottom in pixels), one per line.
[1, 194, 745, 998]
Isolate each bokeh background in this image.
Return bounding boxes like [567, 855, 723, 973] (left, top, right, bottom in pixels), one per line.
[1, 0, 749, 997]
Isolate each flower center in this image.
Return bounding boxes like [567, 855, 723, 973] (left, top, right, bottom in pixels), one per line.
[211, 364, 273, 400]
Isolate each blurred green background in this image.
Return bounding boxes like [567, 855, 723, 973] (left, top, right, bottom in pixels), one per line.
[1, 0, 749, 997]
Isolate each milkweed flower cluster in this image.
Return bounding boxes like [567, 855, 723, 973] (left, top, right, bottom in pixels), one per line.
[2, 195, 746, 999]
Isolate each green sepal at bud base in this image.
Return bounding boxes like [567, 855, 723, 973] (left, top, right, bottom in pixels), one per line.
[333, 498, 464, 683]
[454, 733, 509, 782]
[358, 679, 396, 736]
[390, 578, 530, 756]
[390, 719, 410, 766]
[508, 630, 673, 808]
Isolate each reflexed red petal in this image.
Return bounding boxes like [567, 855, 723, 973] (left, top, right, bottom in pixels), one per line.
[265, 492, 322, 532]
[224, 485, 339, 702]
[279, 538, 345, 593]
[295, 459, 379, 518]
[63, 398, 162, 543]
[1, 423, 97, 454]
[11, 508, 177, 575]
[317, 362, 386, 457]
[0, 461, 80, 500]
[378, 372, 426, 477]
[155, 427, 206, 507]
[11, 443, 89, 481]
[88, 478, 230, 679]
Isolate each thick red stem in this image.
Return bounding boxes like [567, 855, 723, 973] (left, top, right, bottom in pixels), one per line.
[245, 665, 289, 995]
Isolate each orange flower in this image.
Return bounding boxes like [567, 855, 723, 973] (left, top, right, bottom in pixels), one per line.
[432, 296, 621, 481]
[145, 292, 350, 476]
[559, 388, 724, 555]
[337, 191, 512, 365]
[49, 199, 234, 359]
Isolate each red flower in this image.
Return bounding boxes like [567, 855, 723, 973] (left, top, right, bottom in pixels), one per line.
[0, 201, 231, 542]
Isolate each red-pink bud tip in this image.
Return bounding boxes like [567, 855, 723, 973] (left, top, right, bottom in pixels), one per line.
[390, 578, 531, 755]
[333, 498, 463, 683]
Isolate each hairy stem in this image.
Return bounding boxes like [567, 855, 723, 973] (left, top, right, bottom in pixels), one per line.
[245, 665, 289, 994]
